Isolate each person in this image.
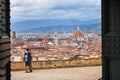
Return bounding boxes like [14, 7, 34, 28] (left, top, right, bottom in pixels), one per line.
[24, 49, 32, 73]
[28, 49, 32, 72]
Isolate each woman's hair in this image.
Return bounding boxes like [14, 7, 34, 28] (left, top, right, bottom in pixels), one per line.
[26, 48, 29, 51]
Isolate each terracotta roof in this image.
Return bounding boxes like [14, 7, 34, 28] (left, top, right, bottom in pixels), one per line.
[22, 45, 45, 49]
[73, 26, 84, 38]
[42, 35, 49, 41]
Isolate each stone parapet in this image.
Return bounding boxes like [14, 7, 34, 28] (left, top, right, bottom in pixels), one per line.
[11, 59, 102, 71]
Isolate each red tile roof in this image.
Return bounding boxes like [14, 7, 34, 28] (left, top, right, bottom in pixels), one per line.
[73, 26, 84, 38]
[42, 35, 49, 41]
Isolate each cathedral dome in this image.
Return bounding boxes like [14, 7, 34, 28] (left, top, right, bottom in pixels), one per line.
[73, 26, 84, 38]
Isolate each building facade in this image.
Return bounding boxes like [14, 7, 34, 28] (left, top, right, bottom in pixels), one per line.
[0, 0, 11, 80]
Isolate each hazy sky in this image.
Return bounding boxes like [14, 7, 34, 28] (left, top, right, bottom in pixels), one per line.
[10, 0, 101, 23]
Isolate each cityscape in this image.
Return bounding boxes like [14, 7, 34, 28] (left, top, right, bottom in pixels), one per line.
[10, 0, 102, 80]
[10, 26, 101, 62]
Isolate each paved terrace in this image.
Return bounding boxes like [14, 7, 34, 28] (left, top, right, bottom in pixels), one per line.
[11, 66, 102, 80]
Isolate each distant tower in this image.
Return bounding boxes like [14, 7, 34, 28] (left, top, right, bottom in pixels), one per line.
[11, 31, 16, 48]
[54, 31, 58, 47]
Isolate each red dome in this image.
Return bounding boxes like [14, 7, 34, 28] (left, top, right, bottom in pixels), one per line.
[73, 26, 84, 38]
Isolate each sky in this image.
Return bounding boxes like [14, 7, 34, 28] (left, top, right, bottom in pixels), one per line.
[10, 0, 101, 23]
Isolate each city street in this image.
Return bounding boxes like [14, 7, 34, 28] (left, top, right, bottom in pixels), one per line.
[11, 66, 102, 80]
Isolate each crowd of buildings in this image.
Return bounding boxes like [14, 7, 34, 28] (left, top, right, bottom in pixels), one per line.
[10, 26, 101, 62]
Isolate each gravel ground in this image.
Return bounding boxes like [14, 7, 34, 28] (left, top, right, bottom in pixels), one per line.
[11, 66, 102, 80]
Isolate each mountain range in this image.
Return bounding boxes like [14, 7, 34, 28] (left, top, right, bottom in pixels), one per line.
[11, 18, 101, 34]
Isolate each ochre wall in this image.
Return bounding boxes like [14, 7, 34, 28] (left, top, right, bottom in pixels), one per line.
[11, 59, 101, 71]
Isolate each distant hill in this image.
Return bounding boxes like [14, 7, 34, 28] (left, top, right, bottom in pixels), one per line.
[11, 18, 101, 34]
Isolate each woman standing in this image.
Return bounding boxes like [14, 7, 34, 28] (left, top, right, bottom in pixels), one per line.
[24, 49, 31, 73]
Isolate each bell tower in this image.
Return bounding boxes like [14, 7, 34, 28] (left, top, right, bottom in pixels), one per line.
[11, 31, 16, 49]
[54, 31, 58, 47]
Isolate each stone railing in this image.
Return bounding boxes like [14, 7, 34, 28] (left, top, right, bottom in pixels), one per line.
[11, 58, 102, 71]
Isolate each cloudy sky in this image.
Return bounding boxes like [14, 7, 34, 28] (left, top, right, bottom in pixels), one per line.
[10, 0, 101, 23]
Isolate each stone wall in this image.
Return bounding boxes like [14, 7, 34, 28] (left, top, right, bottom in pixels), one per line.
[0, 0, 11, 80]
[11, 59, 101, 71]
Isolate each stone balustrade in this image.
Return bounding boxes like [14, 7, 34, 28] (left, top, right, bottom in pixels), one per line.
[11, 59, 102, 71]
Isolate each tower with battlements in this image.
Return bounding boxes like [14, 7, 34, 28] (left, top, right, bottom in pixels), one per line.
[11, 31, 16, 48]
